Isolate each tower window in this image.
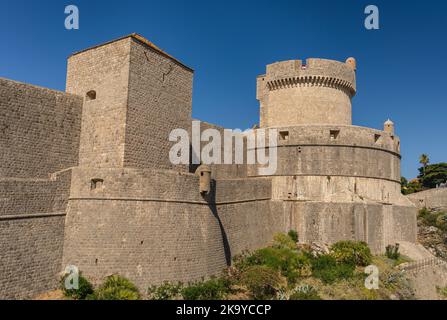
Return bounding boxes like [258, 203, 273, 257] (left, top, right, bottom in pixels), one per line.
[374, 134, 381, 143]
[90, 178, 104, 190]
[86, 90, 97, 101]
[330, 130, 340, 140]
[279, 131, 289, 141]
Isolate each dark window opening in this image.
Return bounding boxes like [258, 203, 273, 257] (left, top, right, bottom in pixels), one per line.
[86, 90, 97, 101]
[330, 130, 340, 140]
[279, 131, 289, 141]
[91, 178, 104, 190]
[374, 134, 381, 143]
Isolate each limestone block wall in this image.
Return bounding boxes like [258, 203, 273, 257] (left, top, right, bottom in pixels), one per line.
[0, 78, 81, 299]
[257, 59, 356, 127]
[0, 170, 72, 216]
[62, 168, 282, 289]
[66, 37, 131, 168]
[0, 170, 72, 299]
[0, 78, 82, 178]
[406, 188, 447, 210]
[0, 215, 65, 299]
[248, 125, 401, 182]
[272, 176, 406, 205]
[283, 201, 417, 253]
[124, 37, 193, 171]
[194, 120, 248, 179]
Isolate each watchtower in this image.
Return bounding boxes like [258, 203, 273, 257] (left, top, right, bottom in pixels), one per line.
[256, 58, 356, 127]
[66, 34, 194, 170]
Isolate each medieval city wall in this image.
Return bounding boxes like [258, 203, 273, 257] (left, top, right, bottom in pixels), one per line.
[282, 201, 416, 253]
[406, 188, 447, 211]
[0, 170, 73, 299]
[0, 78, 82, 178]
[0, 214, 65, 299]
[195, 120, 248, 179]
[62, 167, 282, 289]
[0, 78, 82, 299]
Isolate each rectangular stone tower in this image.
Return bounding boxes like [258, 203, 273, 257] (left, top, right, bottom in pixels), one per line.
[66, 34, 194, 170]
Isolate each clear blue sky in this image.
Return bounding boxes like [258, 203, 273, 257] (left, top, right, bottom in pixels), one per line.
[0, 0, 446, 178]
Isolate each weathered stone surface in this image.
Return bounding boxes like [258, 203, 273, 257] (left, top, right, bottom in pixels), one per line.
[0, 34, 418, 298]
[407, 188, 447, 211]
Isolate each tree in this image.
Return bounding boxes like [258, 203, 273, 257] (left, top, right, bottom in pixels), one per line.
[418, 163, 447, 189]
[401, 177, 422, 195]
[400, 177, 408, 194]
[419, 154, 430, 177]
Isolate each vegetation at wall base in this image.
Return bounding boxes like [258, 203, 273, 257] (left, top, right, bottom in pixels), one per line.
[60, 272, 94, 300]
[418, 208, 447, 260]
[144, 233, 414, 300]
[57, 234, 418, 301]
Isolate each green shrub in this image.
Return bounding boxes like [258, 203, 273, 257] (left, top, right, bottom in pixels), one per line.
[239, 266, 285, 300]
[288, 230, 299, 243]
[385, 244, 401, 260]
[272, 233, 296, 250]
[436, 212, 447, 231]
[418, 207, 431, 218]
[437, 286, 447, 298]
[246, 247, 311, 284]
[289, 285, 321, 300]
[60, 272, 94, 300]
[310, 254, 355, 284]
[147, 282, 183, 300]
[232, 250, 256, 272]
[181, 277, 231, 300]
[330, 241, 372, 266]
[419, 209, 447, 231]
[94, 275, 140, 300]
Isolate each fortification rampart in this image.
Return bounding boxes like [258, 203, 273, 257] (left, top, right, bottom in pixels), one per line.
[247, 125, 401, 182]
[62, 167, 279, 288]
[0, 170, 73, 299]
[407, 188, 447, 210]
[0, 35, 418, 298]
[0, 78, 82, 178]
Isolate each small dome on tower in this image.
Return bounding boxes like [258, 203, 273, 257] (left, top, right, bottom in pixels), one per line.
[384, 119, 394, 125]
[346, 57, 357, 71]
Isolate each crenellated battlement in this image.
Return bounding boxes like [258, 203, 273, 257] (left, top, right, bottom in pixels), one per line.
[258, 58, 356, 95]
[265, 75, 355, 97]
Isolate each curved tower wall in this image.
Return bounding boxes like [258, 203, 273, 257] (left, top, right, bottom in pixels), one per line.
[257, 59, 356, 127]
[254, 58, 416, 252]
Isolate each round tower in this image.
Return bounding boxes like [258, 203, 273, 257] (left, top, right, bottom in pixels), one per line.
[257, 58, 356, 127]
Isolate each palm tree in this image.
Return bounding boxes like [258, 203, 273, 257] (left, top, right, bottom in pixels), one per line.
[419, 154, 430, 177]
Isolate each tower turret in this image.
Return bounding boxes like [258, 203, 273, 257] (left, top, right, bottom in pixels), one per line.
[384, 119, 395, 134]
[257, 58, 356, 127]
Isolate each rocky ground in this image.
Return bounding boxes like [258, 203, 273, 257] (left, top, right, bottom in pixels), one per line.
[417, 209, 447, 260]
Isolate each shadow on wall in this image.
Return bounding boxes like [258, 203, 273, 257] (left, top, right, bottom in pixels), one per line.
[203, 180, 232, 266]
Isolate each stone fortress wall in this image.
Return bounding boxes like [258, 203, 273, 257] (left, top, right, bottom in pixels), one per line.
[0, 34, 418, 298]
[0, 78, 82, 299]
[407, 188, 447, 211]
[251, 57, 416, 253]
